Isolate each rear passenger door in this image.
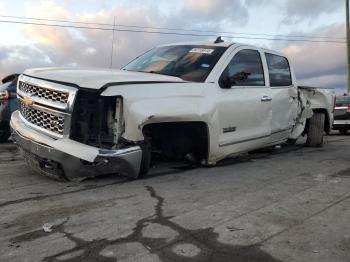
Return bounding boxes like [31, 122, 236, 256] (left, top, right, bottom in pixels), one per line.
[264, 53, 298, 143]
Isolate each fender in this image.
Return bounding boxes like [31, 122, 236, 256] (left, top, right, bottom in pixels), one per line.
[291, 87, 334, 138]
[122, 96, 211, 141]
[100, 82, 216, 142]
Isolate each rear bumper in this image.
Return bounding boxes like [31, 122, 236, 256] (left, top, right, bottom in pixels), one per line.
[10, 110, 142, 181]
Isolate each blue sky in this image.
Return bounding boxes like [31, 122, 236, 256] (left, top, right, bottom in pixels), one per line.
[0, 0, 347, 93]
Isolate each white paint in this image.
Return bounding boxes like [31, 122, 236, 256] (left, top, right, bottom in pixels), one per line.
[23, 67, 185, 90]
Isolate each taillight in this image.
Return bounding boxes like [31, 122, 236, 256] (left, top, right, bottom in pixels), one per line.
[347, 105, 350, 113]
[0, 90, 9, 100]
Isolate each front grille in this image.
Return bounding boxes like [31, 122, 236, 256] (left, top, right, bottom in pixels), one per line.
[18, 100, 65, 135]
[18, 81, 69, 104]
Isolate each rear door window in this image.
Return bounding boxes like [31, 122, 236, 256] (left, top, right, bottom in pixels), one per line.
[265, 53, 292, 87]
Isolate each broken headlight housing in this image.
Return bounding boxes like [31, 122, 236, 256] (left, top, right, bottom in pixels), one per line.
[70, 90, 124, 149]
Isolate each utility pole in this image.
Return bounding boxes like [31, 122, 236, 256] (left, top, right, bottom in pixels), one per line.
[346, 0, 350, 93]
[109, 16, 116, 68]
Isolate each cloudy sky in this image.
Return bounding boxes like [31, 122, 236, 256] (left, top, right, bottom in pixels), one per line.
[0, 0, 347, 93]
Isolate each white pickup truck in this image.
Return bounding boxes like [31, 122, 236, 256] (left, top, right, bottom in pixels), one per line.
[10, 38, 335, 181]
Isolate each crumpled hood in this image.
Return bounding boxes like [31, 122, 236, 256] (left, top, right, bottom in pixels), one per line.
[23, 67, 186, 90]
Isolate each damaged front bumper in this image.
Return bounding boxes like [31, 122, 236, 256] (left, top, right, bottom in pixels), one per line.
[10, 111, 142, 181]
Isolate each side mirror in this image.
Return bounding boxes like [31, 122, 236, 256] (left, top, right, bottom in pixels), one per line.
[219, 71, 251, 89]
[219, 76, 232, 89]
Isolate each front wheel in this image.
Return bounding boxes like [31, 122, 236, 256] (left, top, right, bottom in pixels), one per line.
[305, 112, 325, 147]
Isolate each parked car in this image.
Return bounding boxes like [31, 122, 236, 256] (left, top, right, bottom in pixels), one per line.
[333, 95, 350, 134]
[10, 39, 335, 181]
[0, 74, 18, 142]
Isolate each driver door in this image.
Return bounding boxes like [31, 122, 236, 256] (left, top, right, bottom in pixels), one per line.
[216, 48, 272, 156]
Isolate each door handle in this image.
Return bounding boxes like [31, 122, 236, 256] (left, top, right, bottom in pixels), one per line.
[261, 96, 272, 102]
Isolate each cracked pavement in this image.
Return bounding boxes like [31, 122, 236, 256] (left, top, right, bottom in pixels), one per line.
[1, 135, 350, 261]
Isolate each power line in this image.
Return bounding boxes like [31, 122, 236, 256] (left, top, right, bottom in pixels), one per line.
[0, 19, 346, 44]
[0, 14, 346, 41]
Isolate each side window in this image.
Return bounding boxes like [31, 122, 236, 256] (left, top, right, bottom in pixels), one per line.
[265, 53, 292, 87]
[221, 49, 265, 87]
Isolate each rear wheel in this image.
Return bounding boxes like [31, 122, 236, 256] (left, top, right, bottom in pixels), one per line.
[305, 112, 325, 147]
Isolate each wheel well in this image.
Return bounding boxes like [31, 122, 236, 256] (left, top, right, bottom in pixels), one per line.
[304, 109, 330, 135]
[142, 121, 209, 163]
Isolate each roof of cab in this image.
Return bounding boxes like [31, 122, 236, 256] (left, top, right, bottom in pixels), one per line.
[158, 40, 287, 58]
[159, 40, 234, 48]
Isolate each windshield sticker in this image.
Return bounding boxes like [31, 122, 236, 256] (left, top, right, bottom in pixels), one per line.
[189, 48, 214, 54]
[201, 64, 210, 68]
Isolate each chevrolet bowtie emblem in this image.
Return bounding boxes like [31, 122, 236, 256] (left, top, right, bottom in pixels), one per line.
[23, 96, 34, 106]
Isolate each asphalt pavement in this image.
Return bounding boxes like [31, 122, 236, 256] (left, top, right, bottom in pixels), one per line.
[0, 134, 350, 262]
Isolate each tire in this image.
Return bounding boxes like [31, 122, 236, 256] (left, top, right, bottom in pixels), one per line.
[339, 129, 348, 135]
[138, 138, 151, 178]
[305, 112, 325, 147]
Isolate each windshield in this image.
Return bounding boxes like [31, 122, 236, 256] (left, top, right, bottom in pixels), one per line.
[123, 45, 227, 82]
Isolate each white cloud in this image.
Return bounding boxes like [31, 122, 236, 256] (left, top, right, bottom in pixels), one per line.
[244, 0, 271, 6]
[285, 0, 342, 20]
[0, 2, 6, 14]
[300, 74, 346, 91]
[184, 0, 248, 25]
[1, 0, 248, 78]
[282, 24, 346, 91]
[0, 0, 347, 94]
[0, 46, 51, 77]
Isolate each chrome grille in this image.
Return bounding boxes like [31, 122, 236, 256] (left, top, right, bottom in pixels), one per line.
[18, 81, 69, 104]
[18, 100, 65, 135]
[17, 75, 78, 138]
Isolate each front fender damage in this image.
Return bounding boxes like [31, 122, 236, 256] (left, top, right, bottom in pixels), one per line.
[120, 97, 209, 142]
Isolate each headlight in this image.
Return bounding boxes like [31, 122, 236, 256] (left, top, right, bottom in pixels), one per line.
[0, 90, 9, 100]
